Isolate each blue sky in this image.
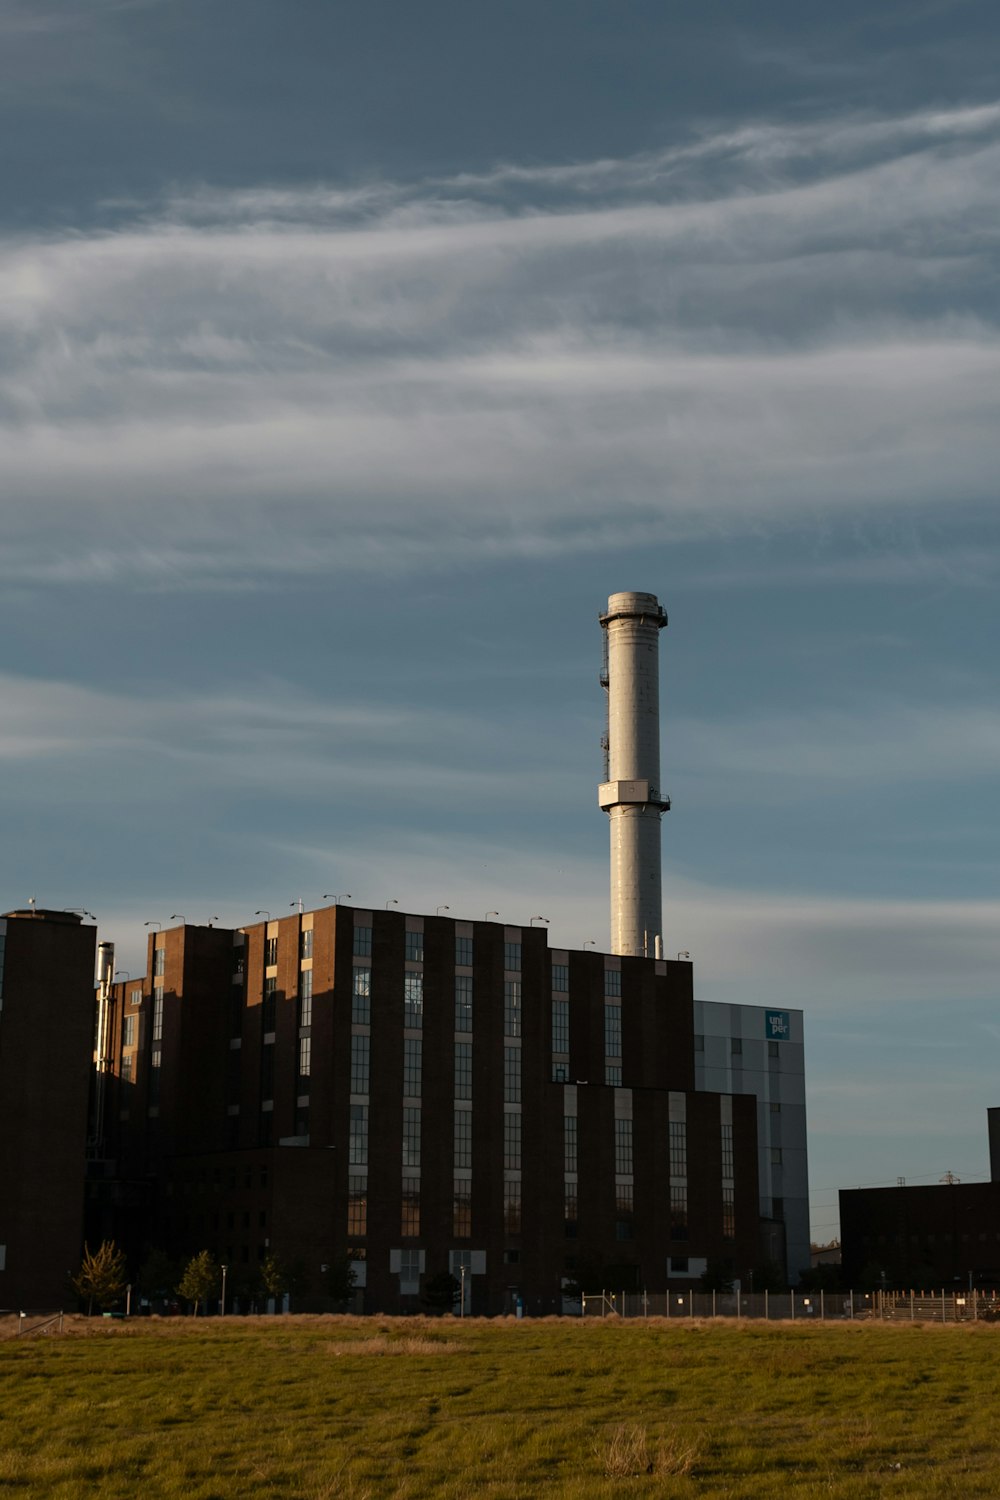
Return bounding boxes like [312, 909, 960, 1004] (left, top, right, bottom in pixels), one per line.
[2, 0, 999, 1241]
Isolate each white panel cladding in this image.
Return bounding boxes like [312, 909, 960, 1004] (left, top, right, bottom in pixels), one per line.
[668, 1091, 686, 1122]
[613, 1087, 633, 1121]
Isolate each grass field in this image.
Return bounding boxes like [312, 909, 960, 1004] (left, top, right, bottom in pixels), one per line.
[2, 1315, 999, 1498]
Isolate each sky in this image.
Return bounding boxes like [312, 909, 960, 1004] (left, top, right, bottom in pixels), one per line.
[2, 0, 999, 1244]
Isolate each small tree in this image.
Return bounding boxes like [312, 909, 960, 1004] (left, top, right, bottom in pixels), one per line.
[137, 1247, 178, 1306]
[72, 1240, 127, 1316]
[259, 1252, 288, 1311]
[177, 1250, 219, 1316]
[422, 1270, 460, 1314]
[325, 1255, 358, 1308]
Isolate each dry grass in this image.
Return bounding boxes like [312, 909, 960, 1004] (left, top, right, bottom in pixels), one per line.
[599, 1420, 700, 1478]
[326, 1335, 462, 1356]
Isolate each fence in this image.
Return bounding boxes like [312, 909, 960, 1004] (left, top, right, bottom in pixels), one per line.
[580, 1289, 997, 1322]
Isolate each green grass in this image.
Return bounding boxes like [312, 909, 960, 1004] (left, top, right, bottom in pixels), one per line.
[2, 1315, 1000, 1497]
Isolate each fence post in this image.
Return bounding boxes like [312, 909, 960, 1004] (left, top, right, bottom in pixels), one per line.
[941, 1289, 946, 1324]
[820, 1290, 824, 1321]
[737, 1287, 741, 1319]
[688, 1289, 693, 1319]
[712, 1289, 716, 1319]
[790, 1291, 795, 1321]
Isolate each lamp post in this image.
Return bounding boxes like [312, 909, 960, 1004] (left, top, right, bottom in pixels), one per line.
[460, 1263, 467, 1318]
[530, 916, 549, 927]
[436, 905, 450, 916]
[255, 910, 270, 922]
[323, 894, 352, 905]
[170, 914, 186, 925]
[385, 899, 398, 910]
[485, 911, 499, 921]
[220, 1263, 227, 1317]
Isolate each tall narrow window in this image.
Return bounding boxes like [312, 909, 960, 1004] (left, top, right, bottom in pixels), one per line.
[504, 1113, 521, 1170]
[348, 1175, 367, 1235]
[300, 928, 313, 960]
[604, 1003, 622, 1057]
[351, 1034, 370, 1094]
[504, 980, 521, 1038]
[403, 1037, 422, 1097]
[503, 1046, 521, 1104]
[604, 968, 622, 997]
[153, 947, 165, 977]
[669, 1120, 687, 1177]
[403, 1106, 421, 1167]
[551, 962, 569, 992]
[721, 1123, 734, 1179]
[564, 1184, 578, 1237]
[405, 930, 424, 962]
[722, 1186, 735, 1239]
[265, 935, 278, 966]
[403, 972, 423, 1029]
[299, 968, 313, 1028]
[670, 1185, 688, 1239]
[503, 1180, 521, 1233]
[353, 926, 372, 958]
[454, 1042, 472, 1100]
[454, 974, 473, 1032]
[453, 1110, 472, 1169]
[298, 1035, 311, 1080]
[614, 1117, 633, 1176]
[564, 1116, 577, 1173]
[455, 935, 473, 967]
[152, 987, 164, 1043]
[401, 1181, 420, 1237]
[349, 1103, 368, 1165]
[453, 1179, 472, 1237]
[552, 999, 569, 1054]
[504, 941, 521, 972]
[262, 977, 277, 1033]
[352, 967, 371, 1025]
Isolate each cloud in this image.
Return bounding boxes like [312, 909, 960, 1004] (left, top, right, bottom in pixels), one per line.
[2, 102, 999, 587]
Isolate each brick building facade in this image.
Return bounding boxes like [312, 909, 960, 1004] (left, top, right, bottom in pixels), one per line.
[94, 904, 781, 1313]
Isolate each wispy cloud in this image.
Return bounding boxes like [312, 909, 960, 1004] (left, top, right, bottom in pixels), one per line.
[2, 102, 999, 588]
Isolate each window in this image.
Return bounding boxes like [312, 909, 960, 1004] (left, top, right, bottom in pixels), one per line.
[152, 987, 164, 1043]
[614, 1117, 633, 1176]
[768, 1040, 780, 1059]
[564, 1116, 577, 1173]
[404, 930, 424, 962]
[348, 1176, 367, 1235]
[771, 1146, 783, 1165]
[615, 1183, 634, 1240]
[564, 1184, 578, 1237]
[403, 1106, 421, 1167]
[604, 1003, 622, 1058]
[262, 977, 277, 1033]
[551, 963, 569, 993]
[504, 1113, 521, 1170]
[671, 1256, 689, 1274]
[403, 1037, 422, 1097]
[120, 1053, 133, 1084]
[131, 988, 142, 1008]
[403, 972, 423, 1029]
[694, 1033, 704, 1052]
[260, 1046, 274, 1101]
[454, 974, 473, 1032]
[769, 1101, 782, 1114]
[454, 1042, 472, 1100]
[669, 1120, 687, 1178]
[722, 1185, 735, 1239]
[454, 1110, 472, 1169]
[349, 1103, 368, 1165]
[153, 946, 165, 977]
[300, 928, 313, 960]
[455, 934, 473, 967]
[298, 1035, 311, 1080]
[721, 1123, 734, 1179]
[504, 1180, 521, 1233]
[353, 925, 372, 958]
[351, 1034, 370, 1094]
[772, 1197, 784, 1221]
[504, 980, 521, 1038]
[605, 1065, 622, 1087]
[552, 1062, 569, 1083]
[401, 1181, 420, 1237]
[122, 1014, 135, 1049]
[552, 999, 569, 1054]
[504, 941, 521, 972]
[731, 1037, 743, 1055]
[299, 968, 313, 1028]
[265, 936, 278, 966]
[670, 1185, 688, 1239]
[352, 967, 371, 1025]
[604, 968, 621, 997]
[399, 1248, 421, 1287]
[453, 1179, 472, 1237]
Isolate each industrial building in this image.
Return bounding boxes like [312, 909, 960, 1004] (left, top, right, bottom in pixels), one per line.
[7, 591, 810, 1310]
[0, 907, 96, 1309]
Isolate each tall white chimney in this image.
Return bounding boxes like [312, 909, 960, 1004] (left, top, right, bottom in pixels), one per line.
[598, 591, 669, 956]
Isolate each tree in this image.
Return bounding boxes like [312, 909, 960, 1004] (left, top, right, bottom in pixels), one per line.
[324, 1255, 358, 1308]
[72, 1240, 127, 1316]
[422, 1270, 460, 1314]
[177, 1250, 219, 1315]
[259, 1251, 288, 1310]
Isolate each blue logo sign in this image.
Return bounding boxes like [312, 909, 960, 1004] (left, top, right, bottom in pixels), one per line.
[765, 1011, 790, 1041]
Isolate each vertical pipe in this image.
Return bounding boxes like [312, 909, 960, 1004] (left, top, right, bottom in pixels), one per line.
[599, 593, 669, 956]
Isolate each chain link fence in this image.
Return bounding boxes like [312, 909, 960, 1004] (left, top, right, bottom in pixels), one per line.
[580, 1289, 998, 1322]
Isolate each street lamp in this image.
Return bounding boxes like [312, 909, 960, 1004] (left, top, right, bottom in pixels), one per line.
[460, 1263, 467, 1318]
[583, 940, 596, 950]
[144, 920, 161, 931]
[220, 1263, 227, 1317]
[530, 916, 549, 927]
[323, 894, 352, 905]
[436, 905, 450, 916]
[171, 914, 186, 925]
[677, 950, 691, 961]
[385, 899, 398, 910]
[485, 912, 499, 921]
[255, 910, 270, 922]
